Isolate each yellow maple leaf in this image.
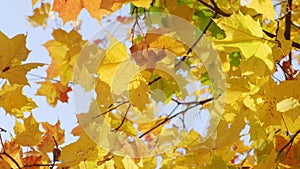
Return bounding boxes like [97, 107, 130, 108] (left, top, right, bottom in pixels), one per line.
[0, 32, 43, 85]
[247, 0, 275, 20]
[59, 131, 108, 167]
[0, 32, 29, 67]
[36, 79, 72, 107]
[0, 83, 37, 118]
[129, 73, 151, 111]
[14, 114, 43, 146]
[44, 29, 86, 85]
[97, 38, 130, 85]
[82, 0, 152, 22]
[95, 79, 114, 113]
[249, 78, 300, 127]
[214, 12, 275, 71]
[271, 21, 292, 62]
[1, 62, 44, 86]
[216, 116, 245, 149]
[82, 0, 119, 23]
[27, 2, 50, 28]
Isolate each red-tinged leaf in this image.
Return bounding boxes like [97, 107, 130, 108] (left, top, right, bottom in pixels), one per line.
[38, 120, 65, 152]
[36, 80, 72, 107]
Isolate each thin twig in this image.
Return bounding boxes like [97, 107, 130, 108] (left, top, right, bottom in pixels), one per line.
[148, 76, 161, 85]
[277, 129, 300, 155]
[112, 104, 131, 132]
[53, 136, 58, 148]
[172, 97, 215, 106]
[138, 96, 215, 138]
[138, 103, 180, 138]
[24, 163, 54, 167]
[92, 101, 130, 119]
[0, 131, 22, 169]
[27, 73, 73, 85]
[197, 0, 231, 17]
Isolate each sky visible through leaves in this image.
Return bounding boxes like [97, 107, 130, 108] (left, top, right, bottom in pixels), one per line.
[1, 0, 300, 168]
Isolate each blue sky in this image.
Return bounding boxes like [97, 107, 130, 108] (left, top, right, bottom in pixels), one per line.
[0, 0, 129, 144]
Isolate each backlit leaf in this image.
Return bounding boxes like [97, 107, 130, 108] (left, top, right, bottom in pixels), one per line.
[27, 2, 50, 28]
[52, 0, 83, 24]
[38, 120, 65, 152]
[0, 83, 37, 118]
[14, 114, 43, 146]
[44, 29, 86, 85]
[36, 80, 72, 107]
[214, 12, 274, 71]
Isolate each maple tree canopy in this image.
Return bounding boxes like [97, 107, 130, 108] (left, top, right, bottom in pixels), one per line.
[0, 0, 300, 168]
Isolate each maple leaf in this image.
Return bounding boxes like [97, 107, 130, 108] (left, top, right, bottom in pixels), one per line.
[14, 114, 43, 146]
[246, 0, 275, 20]
[97, 38, 130, 86]
[215, 116, 245, 149]
[0, 83, 37, 118]
[27, 2, 50, 28]
[53, 0, 152, 23]
[44, 29, 86, 85]
[214, 12, 275, 71]
[52, 0, 83, 24]
[275, 135, 300, 168]
[129, 73, 151, 111]
[59, 132, 108, 167]
[0, 32, 44, 85]
[1, 141, 23, 168]
[0, 159, 10, 169]
[38, 120, 65, 152]
[271, 21, 292, 62]
[21, 152, 43, 169]
[95, 79, 113, 111]
[36, 80, 72, 107]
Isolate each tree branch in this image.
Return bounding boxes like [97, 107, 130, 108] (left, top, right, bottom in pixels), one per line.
[112, 104, 131, 132]
[197, 0, 231, 17]
[285, 0, 292, 63]
[23, 163, 54, 167]
[277, 129, 300, 155]
[138, 96, 215, 138]
[92, 101, 130, 119]
[0, 129, 22, 169]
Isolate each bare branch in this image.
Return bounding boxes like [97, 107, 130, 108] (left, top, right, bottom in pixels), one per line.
[23, 163, 54, 167]
[197, 0, 231, 17]
[92, 101, 130, 119]
[277, 129, 300, 156]
[138, 96, 215, 138]
[112, 104, 131, 132]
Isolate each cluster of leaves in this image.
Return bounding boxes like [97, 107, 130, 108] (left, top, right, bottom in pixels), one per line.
[1, 0, 300, 168]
